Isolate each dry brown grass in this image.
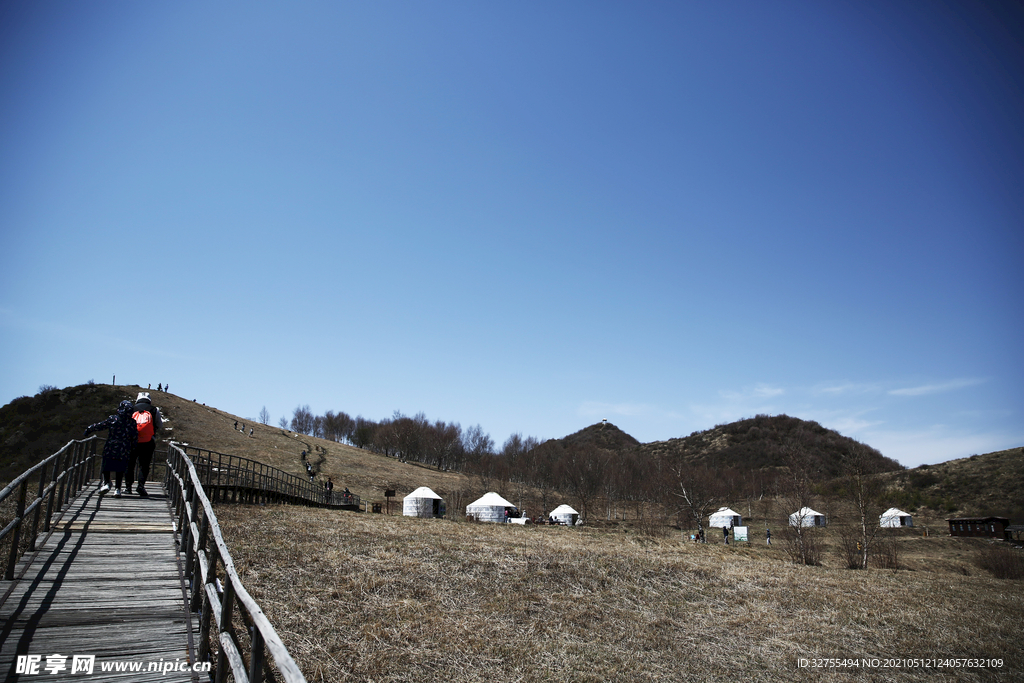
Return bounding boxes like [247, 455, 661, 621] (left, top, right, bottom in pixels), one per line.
[216, 505, 1023, 682]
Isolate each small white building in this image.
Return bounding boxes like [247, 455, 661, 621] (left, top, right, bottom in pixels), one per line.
[403, 486, 446, 519]
[879, 507, 913, 528]
[708, 507, 742, 529]
[549, 504, 579, 525]
[466, 492, 517, 523]
[789, 507, 827, 527]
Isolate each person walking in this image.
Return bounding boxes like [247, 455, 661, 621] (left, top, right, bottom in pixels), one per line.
[127, 392, 162, 497]
[84, 400, 138, 497]
[766, 527, 772, 546]
[724, 525, 729, 545]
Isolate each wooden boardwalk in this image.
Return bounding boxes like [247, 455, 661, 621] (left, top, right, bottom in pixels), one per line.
[0, 482, 200, 682]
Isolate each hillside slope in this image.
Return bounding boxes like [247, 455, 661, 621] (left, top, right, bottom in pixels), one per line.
[636, 414, 903, 479]
[881, 446, 1024, 519]
[0, 384, 476, 507]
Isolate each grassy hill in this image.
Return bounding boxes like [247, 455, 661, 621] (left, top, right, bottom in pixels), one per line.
[636, 414, 903, 478]
[882, 447, 1024, 520]
[0, 383, 477, 508]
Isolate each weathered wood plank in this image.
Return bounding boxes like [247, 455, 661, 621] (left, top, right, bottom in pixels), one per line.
[0, 480, 202, 683]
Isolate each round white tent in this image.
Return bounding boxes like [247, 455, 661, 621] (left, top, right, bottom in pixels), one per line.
[466, 492, 517, 523]
[403, 486, 446, 519]
[879, 507, 913, 527]
[789, 507, 827, 527]
[708, 507, 742, 528]
[549, 504, 579, 525]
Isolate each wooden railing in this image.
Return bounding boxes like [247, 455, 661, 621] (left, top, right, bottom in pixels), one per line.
[166, 442, 306, 683]
[0, 437, 99, 580]
[180, 445, 361, 509]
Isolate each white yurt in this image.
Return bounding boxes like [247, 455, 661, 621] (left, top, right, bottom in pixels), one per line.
[466, 492, 517, 523]
[549, 504, 579, 525]
[789, 507, 827, 527]
[879, 507, 913, 528]
[708, 507, 742, 528]
[403, 486, 446, 519]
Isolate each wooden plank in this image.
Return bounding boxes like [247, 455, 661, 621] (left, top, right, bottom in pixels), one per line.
[0, 480, 202, 683]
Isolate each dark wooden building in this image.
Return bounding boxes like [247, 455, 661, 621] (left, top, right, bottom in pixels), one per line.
[947, 517, 1011, 540]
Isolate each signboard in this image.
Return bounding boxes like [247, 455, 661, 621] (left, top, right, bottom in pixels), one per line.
[733, 526, 749, 542]
[384, 489, 395, 498]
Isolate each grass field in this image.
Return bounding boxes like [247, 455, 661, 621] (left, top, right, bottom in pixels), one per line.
[216, 504, 1023, 683]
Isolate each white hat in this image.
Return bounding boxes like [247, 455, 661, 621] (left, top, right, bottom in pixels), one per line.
[137, 392, 151, 403]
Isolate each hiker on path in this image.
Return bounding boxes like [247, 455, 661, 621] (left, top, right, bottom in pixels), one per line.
[766, 528, 772, 546]
[127, 392, 162, 497]
[84, 400, 138, 497]
[724, 526, 729, 545]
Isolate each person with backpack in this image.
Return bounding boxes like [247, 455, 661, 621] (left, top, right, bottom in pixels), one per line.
[84, 400, 138, 497]
[127, 392, 162, 497]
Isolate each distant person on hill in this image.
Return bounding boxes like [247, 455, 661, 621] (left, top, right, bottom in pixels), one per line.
[157, 383, 162, 392]
[234, 420, 238, 430]
[249, 427, 253, 437]
[127, 392, 162, 497]
[84, 400, 138, 497]
[766, 528, 771, 546]
[724, 526, 729, 545]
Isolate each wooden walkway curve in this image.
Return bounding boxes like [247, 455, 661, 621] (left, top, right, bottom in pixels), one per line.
[0, 482, 200, 682]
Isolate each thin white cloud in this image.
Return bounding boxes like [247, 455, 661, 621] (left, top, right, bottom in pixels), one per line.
[888, 378, 986, 397]
[814, 382, 882, 396]
[718, 383, 784, 400]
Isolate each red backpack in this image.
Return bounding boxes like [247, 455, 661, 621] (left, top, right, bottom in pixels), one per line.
[133, 410, 154, 443]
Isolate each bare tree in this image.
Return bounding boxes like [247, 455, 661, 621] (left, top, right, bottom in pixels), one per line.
[836, 444, 888, 569]
[290, 405, 315, 435]
[462, 424, 494, 466]
[779, 448, 822, 565]
[259, 406, 271, 425]
[425, 420, 463, 471]
[558, 445, 608, 521]
[667, 459, 723, 541]
[350, 416, 376, 449]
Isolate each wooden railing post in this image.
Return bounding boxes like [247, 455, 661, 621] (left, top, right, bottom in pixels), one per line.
[249, 627, 266, 683]
[29, 461, 48, 551]
[5, 479, 29, 580]
[44, 444, 64, 532]
[198, 549, 217, 665]
[216, 579, 235, 683]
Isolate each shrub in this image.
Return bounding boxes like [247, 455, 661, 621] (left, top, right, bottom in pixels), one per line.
[977, 546, 1024, 580]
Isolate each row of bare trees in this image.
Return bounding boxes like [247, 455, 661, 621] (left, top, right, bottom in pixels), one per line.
[283, 406, 497, 473]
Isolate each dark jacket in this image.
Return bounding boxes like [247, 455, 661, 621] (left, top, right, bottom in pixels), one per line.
[132, 397, 163, 440]
[85, 400, 138, 472]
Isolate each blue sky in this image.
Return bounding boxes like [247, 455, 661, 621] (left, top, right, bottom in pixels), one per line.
[2, 1, 1021, 467]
